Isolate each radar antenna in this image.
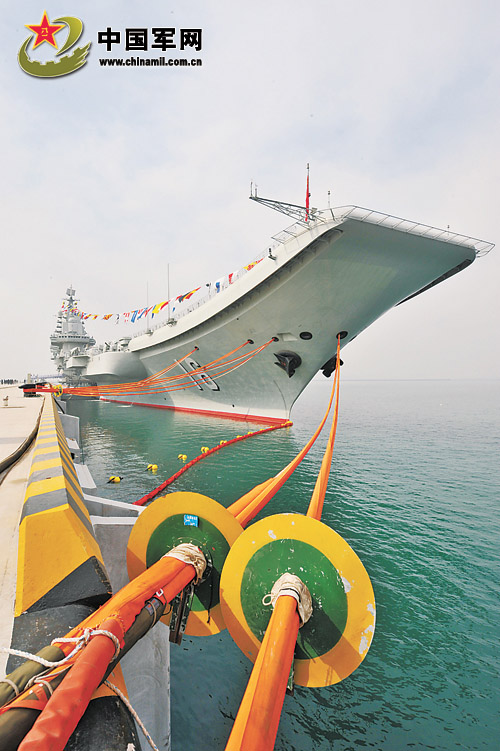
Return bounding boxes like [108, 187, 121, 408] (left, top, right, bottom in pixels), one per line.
[249, 194, 324, 224]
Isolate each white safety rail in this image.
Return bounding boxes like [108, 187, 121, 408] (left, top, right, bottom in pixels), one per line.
[333, 205, 495, 258]
[123, 205, 493, 344]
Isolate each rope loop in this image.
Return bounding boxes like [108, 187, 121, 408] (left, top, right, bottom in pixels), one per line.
[0, 626, 122, 685]
[163, 543, 206, 584]
[0, 677, 19, 696]
[263, 573, 313, 627]
[52, 627, 121, 660]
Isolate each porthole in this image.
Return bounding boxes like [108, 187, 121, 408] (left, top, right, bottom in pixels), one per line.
[300, 331, 313, 340]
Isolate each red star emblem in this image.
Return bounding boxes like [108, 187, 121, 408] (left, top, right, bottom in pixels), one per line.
[25, 11, 64, 50]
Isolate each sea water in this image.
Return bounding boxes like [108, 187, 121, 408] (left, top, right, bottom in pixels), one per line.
[67, 379, 500, 751]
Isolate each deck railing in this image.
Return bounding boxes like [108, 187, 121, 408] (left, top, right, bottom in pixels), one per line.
[125, 205, 493, 343]
[333, 205, 494, 257]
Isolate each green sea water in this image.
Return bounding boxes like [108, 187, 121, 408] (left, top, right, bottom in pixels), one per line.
[67, 379, 500, 751]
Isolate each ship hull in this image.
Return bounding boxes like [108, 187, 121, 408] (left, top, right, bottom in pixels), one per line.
[82, 212, 477, 422]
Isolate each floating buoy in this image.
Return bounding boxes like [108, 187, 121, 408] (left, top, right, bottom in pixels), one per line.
[151, 465, 158, 472]
[147, 463, 154, 470]
[178, 454, 187, 461]
[107, 476, 122, 483]
[220, 513, 376, 687]
[127, 491, 244, 637]
[201, 447, 209, 454]
[219, 440, 227, 445]
[236, 435, 243, 439]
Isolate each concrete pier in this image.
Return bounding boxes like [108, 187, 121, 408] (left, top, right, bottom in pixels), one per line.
[0, 385, 42, 473]
[0, 386, 171, 750]
[0, 385, 43, 675]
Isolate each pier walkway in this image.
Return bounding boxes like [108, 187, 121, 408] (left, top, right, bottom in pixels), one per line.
[0, 385, 43, 674]
[0, 385, 42, 471]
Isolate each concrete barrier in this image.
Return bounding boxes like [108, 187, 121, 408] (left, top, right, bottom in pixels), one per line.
[5, 396, 140, 750]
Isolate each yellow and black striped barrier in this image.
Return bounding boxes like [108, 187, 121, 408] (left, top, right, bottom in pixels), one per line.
[15, 396, 111, 616]
[2, 395, 139, 750]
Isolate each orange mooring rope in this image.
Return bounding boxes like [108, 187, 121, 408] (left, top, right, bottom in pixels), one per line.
[43, 339, 276, 399]
[228, 336, 341, 527]
[225, 596, 300, 751]
[306, 334, 341, 520]
[224, 336, 342, 751]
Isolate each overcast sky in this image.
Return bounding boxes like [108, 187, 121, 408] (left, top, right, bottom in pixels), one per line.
[1, 0, 499, 382]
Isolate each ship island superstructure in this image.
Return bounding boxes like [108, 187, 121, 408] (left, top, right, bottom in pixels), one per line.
[50, 286, 96, 385]
[52, 199, 493, 422]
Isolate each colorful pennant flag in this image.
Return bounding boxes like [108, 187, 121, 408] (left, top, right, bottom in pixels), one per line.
[61, 256, 267, 323]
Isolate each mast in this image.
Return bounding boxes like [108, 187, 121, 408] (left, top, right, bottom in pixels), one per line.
[249, 166, 324, 224]
[305, 163, 310, 222]
[167, 263, 171, 321]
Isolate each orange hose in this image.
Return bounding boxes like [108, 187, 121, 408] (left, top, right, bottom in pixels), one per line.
[0, 556, 196, 747]
[226, 477, 275, 518]
[306, 336, 341, 521]
[234, 356, 339, 527]
[65, 556, 195, 644]
[60, 339, 273, 398]
[225, 596, 300, 751]
[226, 336, 342, 751]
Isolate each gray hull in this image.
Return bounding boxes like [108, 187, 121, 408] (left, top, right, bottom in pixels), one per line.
[82, 208, 484, 422]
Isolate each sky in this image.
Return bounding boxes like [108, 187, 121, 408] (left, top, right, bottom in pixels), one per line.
[1, 0, 499, 382]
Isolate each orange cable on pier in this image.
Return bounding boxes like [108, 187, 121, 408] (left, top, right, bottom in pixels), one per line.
[4, 554, 198, 751]
[17, 617, 121, 751]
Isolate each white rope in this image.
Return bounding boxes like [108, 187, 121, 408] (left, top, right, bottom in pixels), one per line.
[0, 646, 74, 669]
[0, 678, 19, 696]
[262, 573, 313, 627]
[0, 628, 121, 676]
[53, 628, 121, 660]
[163, 543, 206, 584]
[105, 680, 160, 751]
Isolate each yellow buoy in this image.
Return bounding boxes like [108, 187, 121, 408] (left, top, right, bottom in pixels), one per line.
[108, 476, 122, 483]
[219, 440, 227, 445]
[151, 464, 158, 471]
[201, 446, 209, 454]
[178, 454, 187, 461]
